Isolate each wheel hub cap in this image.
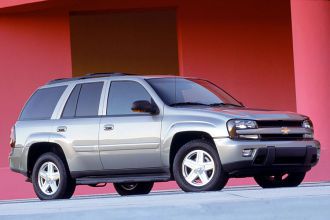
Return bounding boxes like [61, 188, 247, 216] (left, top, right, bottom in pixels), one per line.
[195, 166, 205, 174]
[121, 183, 138, 191]
[182, 150, 215, 187]
[38, 162, 61, 196]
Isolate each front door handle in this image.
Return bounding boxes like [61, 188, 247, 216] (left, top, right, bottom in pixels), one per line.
[104, 124, 114, 131]
[57, 126, 67, 132]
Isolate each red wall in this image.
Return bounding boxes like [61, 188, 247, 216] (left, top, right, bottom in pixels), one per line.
[291, 0, 330, 181]
[0, 10, 72, 167]
[178, 0, 297, 111]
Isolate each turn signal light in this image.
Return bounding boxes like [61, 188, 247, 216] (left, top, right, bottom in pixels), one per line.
[10, 139, 16, 148]
[242, 149, 254, 157]
[10, 126, 16, 148]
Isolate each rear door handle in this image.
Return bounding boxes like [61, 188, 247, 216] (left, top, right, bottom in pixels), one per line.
[57, 126, 67, 132]
[104, 124, 114, 131]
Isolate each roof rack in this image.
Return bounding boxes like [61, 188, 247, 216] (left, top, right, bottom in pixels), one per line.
[47, 72, 134, 85]
[79, 72, 128, 79]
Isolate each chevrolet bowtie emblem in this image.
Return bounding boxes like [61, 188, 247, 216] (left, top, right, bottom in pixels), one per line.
[281, 127, 290, 135]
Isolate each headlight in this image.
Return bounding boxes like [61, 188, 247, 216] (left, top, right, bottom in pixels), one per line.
[302, 119, 313, 129]
[227, 119, 259, 140]
[302, 119, 314, 139]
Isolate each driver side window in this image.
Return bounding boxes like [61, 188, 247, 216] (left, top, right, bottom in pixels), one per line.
[107, 81, 152, 116]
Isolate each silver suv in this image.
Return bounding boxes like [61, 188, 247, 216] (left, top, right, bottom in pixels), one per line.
[9, 73, 320, 200]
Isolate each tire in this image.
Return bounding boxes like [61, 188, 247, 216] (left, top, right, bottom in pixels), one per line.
[32, 152, 76, 200]
[63, 178, 76, 199]
[173, 139, 228, 192]
[114, 182, 154, 196]
[254, 172, 306, 188]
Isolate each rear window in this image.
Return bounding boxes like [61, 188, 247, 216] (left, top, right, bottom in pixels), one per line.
[75, 82, 103, 117]
[61, 82, 104, 118]
[20, 86, 67, 121]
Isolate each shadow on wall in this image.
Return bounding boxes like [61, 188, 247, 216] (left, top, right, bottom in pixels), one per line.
[70, 9, 179, 76]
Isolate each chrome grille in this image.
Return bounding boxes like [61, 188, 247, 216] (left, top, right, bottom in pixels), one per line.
[257, 120, 305, 141]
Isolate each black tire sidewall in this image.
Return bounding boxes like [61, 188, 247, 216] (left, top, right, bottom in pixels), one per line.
[63, 178, 77, 199]
[254, 172, 306, 188]
[285, 172, 306, 187]
[254, 176, 281, 188]
[32, 152, 72, 200]
[173, 139, 228, 192]
[114, 182, 154, 196]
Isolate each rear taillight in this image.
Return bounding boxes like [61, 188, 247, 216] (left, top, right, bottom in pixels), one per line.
[10, 126, 16, 148]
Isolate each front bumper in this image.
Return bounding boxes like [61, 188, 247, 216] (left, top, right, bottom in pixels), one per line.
[214, 138, 320, 177]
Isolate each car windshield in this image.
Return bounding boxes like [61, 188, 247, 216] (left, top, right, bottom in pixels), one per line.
[146, 78, 242, 107]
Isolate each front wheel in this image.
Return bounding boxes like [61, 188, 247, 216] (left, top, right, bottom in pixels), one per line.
[254, 172, 306, 188]
[114, 182, 154, 196]
[32, 152, 76, 200]
[173, 139, 228, 192]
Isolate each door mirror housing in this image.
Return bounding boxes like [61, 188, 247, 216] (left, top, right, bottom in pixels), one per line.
[131, 100, 159, 115]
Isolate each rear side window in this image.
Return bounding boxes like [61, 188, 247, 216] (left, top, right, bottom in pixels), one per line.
[62, 82, 103, 118]
[20, 86, 67, 121]
[107, 81, 152, 116]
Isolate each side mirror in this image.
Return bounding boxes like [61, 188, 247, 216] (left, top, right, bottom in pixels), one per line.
[131, 100, 159, 115]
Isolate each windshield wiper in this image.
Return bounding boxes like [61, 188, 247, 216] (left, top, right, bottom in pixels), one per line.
[209, 103, 243, 107]
[170, 102, 243, 107]
[169, 102, 210, 107]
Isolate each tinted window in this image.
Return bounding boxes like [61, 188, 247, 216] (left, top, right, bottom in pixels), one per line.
[61, 85, 81, 118]
[75, 82, 104, 117]
[20, 86, 67, 120]
[107, 81, 152, 116]
[147, 78, 242, 107]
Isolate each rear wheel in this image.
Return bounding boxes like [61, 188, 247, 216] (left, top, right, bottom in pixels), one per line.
[173, 139, 228, 192]
[254, 172, 306, 188]
[32, 152, 76, 200]
[114, 182, 154, 196]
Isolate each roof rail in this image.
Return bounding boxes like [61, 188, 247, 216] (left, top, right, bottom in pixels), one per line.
[79, 72, 128, 79]
[47, 72, 134, 85]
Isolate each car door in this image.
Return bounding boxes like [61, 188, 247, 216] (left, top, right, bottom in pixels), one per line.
[51, 81, 105, 172]
[99, 80, 162, 171]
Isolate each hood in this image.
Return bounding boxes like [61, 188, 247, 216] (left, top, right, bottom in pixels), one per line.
[191, 107, 307, 121]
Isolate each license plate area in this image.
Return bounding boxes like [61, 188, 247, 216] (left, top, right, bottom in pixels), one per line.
[274, 147, 306, 164]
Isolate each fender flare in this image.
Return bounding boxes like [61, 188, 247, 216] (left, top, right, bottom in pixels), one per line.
[161, 121, 222, 167]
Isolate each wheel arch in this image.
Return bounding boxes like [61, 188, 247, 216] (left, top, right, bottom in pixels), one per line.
[27, 142, 69, 178]
[169, 131, 216, 177]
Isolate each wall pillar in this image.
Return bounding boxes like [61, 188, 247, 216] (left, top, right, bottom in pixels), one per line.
[291, 0, 330, 180]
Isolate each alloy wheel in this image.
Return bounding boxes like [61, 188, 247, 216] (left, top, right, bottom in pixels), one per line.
[182, 150, 215, 187]
[38, 162, 61, 195]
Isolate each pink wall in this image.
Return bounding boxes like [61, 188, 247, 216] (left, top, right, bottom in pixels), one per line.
[178, 0, 297, 111]
[0, 10, 72, 167]
[291, 0, 330, 181]
[0, 0, 47, 9]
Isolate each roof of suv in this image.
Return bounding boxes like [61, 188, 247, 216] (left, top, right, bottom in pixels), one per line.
[47, 73, 180, 85]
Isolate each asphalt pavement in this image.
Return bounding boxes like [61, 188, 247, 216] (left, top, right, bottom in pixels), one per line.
[0, 182, 330, 220]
